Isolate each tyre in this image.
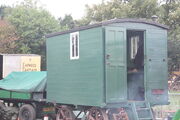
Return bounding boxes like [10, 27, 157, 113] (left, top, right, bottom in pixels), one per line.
[0, 102, 5, 119]
[19, 104, 36, 120]
[0, 102, 18, 120]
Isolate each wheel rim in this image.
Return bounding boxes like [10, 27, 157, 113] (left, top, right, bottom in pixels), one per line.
[110, 108, 129, 120]
[22, 108, 31, 120]
[87, 107, 108, 120]
[56, 106, 75, 120]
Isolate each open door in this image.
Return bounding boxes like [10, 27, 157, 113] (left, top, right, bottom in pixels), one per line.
[145, 29, 168, 104]
[127, 30, 145, 101]
[105, 27, 127, 103]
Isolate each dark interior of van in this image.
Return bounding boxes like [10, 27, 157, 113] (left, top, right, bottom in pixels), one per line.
[127, 30, 145, 101]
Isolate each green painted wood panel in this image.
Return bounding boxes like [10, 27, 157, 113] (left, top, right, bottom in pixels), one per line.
[145, 29, 168, 104]
[11, 92, 31, 99]
[0, 90, 10, 98]
[0, 89, 31, 99]
[108, 23, 168, 104]
[46, 21, 168, 107]
[47, 27, 105, 106]
[105, 27, 127, 103]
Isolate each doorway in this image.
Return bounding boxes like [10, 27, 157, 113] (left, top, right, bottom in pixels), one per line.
[126, 30, 145, 101]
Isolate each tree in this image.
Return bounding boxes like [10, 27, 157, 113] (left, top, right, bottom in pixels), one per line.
[168, 15, 180, 71]
[78, 0, 158, 25]
[158, 0, 180, 71]
[82, 0, 131, 23]
[128, 0, 158, 18]
[58, 14, 75, 30]
[4, 0, 61, 70]
[0, 19, 18, 53]
[0, 6, 18, 53]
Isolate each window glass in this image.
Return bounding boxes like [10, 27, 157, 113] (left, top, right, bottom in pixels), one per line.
[131, 36, 139, 59]
[70, 32, 79, 60]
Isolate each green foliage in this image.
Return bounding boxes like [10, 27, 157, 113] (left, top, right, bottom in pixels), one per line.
[129, 0, 158, 18]
[0, 20, 17, 53]
[158, 0, 180, 71]
[0, 6, 17, 53]
[83, 0, 131, 22]
[58, 14, 75, 30]
[74, 17, 90, 27]
[5, 0, 61, 70]
[80, 0, 158, 23]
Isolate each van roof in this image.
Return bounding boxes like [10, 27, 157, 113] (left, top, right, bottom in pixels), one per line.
[46, 18, 169, 38]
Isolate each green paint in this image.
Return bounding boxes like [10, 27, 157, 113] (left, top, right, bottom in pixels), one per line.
[46, 22, 168, 107]
[0, 89, 31, 99]
[173, 109, 180, 120]
[0, 90, 10, 98]
[11, 92, 31, 99]
[145, 29, 168, 104]
[105, 27, 127, 103]
[47, 27, 104, 106]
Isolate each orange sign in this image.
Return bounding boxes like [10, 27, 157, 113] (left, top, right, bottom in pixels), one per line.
[21, 56, 41, 71]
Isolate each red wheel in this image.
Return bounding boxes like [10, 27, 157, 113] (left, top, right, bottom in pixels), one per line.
[56, 106, 75, 120]
[87, 107, 108, 120]
[109, 108, 129, 120]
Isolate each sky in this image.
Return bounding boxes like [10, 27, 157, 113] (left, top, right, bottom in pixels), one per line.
[0, 0, 105, 20]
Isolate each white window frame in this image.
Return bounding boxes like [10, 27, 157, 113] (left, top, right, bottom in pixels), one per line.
[70, 32, 79, 60]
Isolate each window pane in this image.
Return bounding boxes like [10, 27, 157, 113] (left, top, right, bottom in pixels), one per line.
[131, 36, 139, 59]
[70, 32, 79, 60]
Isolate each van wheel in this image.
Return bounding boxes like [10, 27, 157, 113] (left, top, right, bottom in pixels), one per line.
[87, 107, 108, 120]
[56, 105, 75, 120]
[108, 108, 129, 120]
[19, 104, 36, 120]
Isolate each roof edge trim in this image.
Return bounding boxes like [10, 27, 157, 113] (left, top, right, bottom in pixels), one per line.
[46, 18, 169, 38]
